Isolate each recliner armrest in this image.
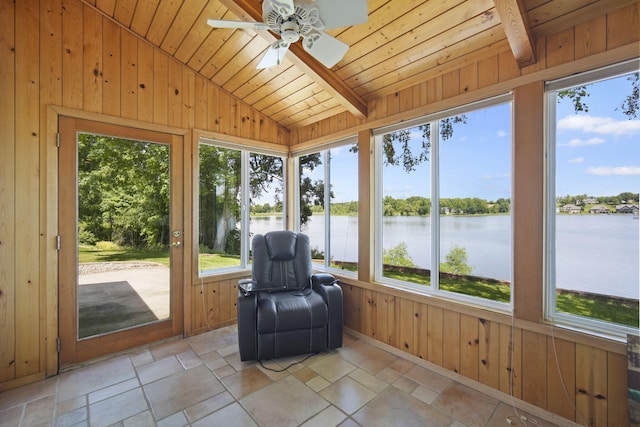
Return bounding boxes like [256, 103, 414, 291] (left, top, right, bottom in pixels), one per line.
[311, 272, 338, 286]
[311, 274, 343, 350]
[237, 288, 258, 361]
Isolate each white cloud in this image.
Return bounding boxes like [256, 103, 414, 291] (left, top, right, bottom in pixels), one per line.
[587, 166, 640, 176]
[568, 157, 584, 164]
[497, 130, 507, 137]
[557, 114, 640, 136]
[562, 137, 605, 147]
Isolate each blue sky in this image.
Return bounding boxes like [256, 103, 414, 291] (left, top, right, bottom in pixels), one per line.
[320, 71, 639, 203]
[555, 73, 639, 198]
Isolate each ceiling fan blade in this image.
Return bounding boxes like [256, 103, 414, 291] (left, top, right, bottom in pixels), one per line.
[268, 0, 296, 18]
[302, 31, 349, 68]
[257, 40, 291, 69]
[207, 19, 269, 31]
[310, 0, 368, 30]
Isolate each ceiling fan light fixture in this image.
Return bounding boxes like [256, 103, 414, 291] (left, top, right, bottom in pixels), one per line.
[280, 20, 301, 43]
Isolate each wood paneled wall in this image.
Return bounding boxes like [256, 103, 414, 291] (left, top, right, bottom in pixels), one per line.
[0, 0, 287, 391]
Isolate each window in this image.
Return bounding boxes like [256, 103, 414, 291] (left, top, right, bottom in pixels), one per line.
[546, 62, 639, 338]
[375, 96, 513, 308]
[295, 140, 358, 274]
[198, 140, 285, 275]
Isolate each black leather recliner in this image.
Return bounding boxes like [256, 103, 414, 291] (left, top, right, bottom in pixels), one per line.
[237, 231, 343, 361]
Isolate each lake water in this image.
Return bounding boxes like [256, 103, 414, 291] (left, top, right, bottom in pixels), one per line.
[251, 215, 639, 299]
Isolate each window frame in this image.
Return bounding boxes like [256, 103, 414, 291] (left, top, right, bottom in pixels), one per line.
[373, 94, 514, 312]
[293, 136, 359, 277]
[197, 137, 287, 277]
[544, 60, 639, 340]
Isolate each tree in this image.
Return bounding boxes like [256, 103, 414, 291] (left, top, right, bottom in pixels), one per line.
[299, 153, 332, 228]
[439, 246, 472, 276]
[78, 134, 170, 248]
[383, 242, 417, 267]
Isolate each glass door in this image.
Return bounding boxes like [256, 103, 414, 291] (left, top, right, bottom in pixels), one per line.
[58, 117, 183, 367]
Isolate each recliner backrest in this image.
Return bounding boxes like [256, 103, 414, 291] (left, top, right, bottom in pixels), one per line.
[251, 231, 312, 291]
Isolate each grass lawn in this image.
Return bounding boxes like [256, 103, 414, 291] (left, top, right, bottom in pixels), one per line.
[79, 245, 240, 270]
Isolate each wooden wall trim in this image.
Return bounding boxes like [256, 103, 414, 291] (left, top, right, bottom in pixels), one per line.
[193, 128, 289, 155]
[513, 81, 544, 323]
[48, 105, 189, 136]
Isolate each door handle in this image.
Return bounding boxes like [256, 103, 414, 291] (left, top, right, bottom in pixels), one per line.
[170, 241, 182, 247]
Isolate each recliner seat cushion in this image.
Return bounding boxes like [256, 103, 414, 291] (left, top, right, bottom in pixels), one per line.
[256, 291, 328, 334]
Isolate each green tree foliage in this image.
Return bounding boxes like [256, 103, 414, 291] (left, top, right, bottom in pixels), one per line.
[619, 72, 639, 119]
[78, 134, 170, 248]
[383, 242, 416, 267]
[299, 153, 332, 227]
[439, 246, 472, 276]
[378, 196, 511, 216]
[198, 145, 241, 254]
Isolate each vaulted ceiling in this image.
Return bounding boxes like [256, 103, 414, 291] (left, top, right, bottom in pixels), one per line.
[82, 0, 633, 130]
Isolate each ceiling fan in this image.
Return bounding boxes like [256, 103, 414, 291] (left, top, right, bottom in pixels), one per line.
[207, 0, 368, 69]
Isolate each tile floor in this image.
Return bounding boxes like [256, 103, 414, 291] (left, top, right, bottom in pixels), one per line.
[0, 326, 568, 427]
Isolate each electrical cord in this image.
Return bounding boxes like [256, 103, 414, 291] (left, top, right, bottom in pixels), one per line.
[258, 352, 318, 372]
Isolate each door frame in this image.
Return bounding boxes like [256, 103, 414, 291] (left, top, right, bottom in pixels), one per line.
[50, 108, 192, 370]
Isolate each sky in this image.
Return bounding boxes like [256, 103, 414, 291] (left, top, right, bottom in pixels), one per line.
[314, 71, 639, 204]
[554, 72, 639, 199]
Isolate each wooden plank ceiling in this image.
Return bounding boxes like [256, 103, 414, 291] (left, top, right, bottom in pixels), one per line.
[83, 0, 632, 131]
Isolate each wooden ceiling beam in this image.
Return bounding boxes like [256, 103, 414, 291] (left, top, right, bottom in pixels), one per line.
[493, 0, 536, 68]
[219, 0, 368, 119]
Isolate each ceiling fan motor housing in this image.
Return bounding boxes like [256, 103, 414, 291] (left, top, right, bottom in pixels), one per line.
[280, 20, 301, 42]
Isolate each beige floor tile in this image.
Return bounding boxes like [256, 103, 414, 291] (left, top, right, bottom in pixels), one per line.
[187, 327, 238, 356]
[57, 395, 86, 416]
[0, 376, 57, 411]
[124, 410, 156, 427]
[392, 376, 419, 394]
[411, 384, 440, 405]
[129, 349, 154, 368]
[192, 402, 257, 427]
[404, 364, 451, 393]
[144, 364, 225, 420]
[88, 378, 139, 404]
[149, 339, 192, 360]
[220, 365, 274, 399]
[433, 382, 499, 427]
[176, 349, 203, 369]
[88, 388, 148, 427]
[348, 369, 388, 394]
[55, 406, 88, 426]
[136, 356, 184, 385]
[292, 366, 318, 383]
[308, 354, 356, 382]
[241, 376, 329, 427]
[156, 410, 189, 427]
[352, 386, 453, 427]
[184, 391, 235, 423]
[320, 376, 376, 415]
[22, 395, 55, 426]
[306, 375, 331, 392]
[58, 356, 135, 401]
[300, 405, 347, 427]
[0, 406, 25, 426]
